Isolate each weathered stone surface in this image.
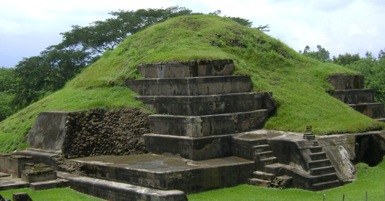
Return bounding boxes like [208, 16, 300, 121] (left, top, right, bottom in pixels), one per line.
[144, 134, 232, 160]
[139, 59, 235, 78]
[148, 110, 269, 137]
[126, 75, 252, 96]
[138, 92, 269, 116]
[329, 89, 374, 104]
[0, 155, 32, 178]
[21, 163, 56, 183]
[65, 154, 254, 194]
[328, 74, 364, 90]
[12, 193, 32, 201]
[63, 108, 150, 158]
[29, 179, 69, 190]
[28, 112, 68, 151]
[26, 108, 150, 159]
[349, 103, 385, 119]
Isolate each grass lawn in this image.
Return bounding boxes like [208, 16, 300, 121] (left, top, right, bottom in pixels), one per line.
[0, 187, 103, 201]
[188, 161, 385, 201]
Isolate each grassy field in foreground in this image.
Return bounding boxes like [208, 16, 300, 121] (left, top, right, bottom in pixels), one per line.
[188, 161, 385, 201]
[0, 187, 103, 201]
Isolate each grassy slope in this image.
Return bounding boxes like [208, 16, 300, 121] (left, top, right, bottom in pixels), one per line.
[0, 15, 383, 153]
[188, 161, 385, 201]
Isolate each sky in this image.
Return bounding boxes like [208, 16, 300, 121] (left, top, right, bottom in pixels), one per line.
[1, 0, 385, 67]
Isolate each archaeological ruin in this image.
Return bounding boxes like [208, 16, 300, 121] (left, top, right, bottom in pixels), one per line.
[1, 60, 385, 201]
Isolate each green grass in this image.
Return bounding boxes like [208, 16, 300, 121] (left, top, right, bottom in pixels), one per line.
[0, 14, 383, 153]
[0, 187, 103, 201]
[188, 161, 385, 201]
[0, 86, 147, 153]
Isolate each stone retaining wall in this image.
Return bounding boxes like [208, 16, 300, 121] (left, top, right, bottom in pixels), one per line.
[62, 108, 150, 158]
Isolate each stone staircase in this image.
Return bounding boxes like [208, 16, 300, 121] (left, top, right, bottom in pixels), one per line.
[126, 59, 275, 160]
[231, 133, 281, 187]
[301, 136, 341, 191]
[328, 74, 385, 122]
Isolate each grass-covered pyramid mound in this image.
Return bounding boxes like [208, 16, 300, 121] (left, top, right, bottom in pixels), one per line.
[0, 15, 382, 153]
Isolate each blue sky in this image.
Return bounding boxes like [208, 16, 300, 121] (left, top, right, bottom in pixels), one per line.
[1, 0, 385, 67]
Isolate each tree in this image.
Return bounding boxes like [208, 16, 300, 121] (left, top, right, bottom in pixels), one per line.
[0, 68, 17, 121]
[332, 53, 361, 66]
[300, 45, 331, 62]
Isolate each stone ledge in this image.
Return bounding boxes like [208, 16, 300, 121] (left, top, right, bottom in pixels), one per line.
[58, 172, 187, 201]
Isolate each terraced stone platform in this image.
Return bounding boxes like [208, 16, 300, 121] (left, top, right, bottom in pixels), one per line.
[328, 74, 385, 121]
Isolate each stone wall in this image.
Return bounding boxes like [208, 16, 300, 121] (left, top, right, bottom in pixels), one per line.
[61, 108, 150, 158]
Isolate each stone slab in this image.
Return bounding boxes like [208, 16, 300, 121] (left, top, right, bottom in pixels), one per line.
[125, 75, 252, 96]
[148, 109, 269, 137]
[29, 179, 69, 190]
[349, 103, 385, 119]
[0, 176, 28, 191]
[138, 92, 268, 115]
[64, 154, 254, 194]
[328, 74, 364, 90]
[138, 59, 235, 78]
[144, 134, 232, 160]
[329, 89, 375, 104]
[27, 111, 68, 151]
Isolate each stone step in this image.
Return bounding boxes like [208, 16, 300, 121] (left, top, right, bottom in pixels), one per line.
[312, 180, 341, 191]
[233, 137, 268, 148]
[231, 138, 269, 160]
[310, 173, 339, 184]
[309, 152, 327, 160]
[138, 59, 235, 78]
[264, 163, 284, 174]
[125, 75, 252, 96]
[30, 179, 69, 190]
[259, 157, 278, 166]
[137, 92, 270, 116]
[310, 166, 336, 176]
[255, 151, 275, 159]
[329, 89, 375, 104]
[349, 103, 385, 119]
[252, 171, 275, 181]
[58, 172, 187, 201]
[247, 178, 270, 187]
[376, 118, 385, 122]
[148, 110, 269, 137]
[308, 159, 332, 169]
[252, 144, 271, 152]
[0, 177, 29, 191]
[309, 146, 323, 153]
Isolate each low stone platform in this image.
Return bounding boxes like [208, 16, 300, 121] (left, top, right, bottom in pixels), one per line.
[67, 154, 255, 194]
[0, 174, 28, 190]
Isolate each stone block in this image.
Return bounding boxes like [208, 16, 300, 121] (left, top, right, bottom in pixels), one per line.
[29, 179, 69, 190]
[27, 112, 68, 151]
[125, 75, 252, 96]
[144, 134, 232, 160]
[12, 193, 32, 201]
[329, 89, 374, 104]
[138, 60, 234, 78]
[21, 163, 56, 183]
[149, 110, 269, 137]
[328, 74, 364, 90]
[138, 92, 266, 115]
[349, 103, 385, 119]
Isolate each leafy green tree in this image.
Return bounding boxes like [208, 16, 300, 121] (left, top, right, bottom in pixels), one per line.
[332, 53, 361, 66]
[0, 68, 17, 120]
[300, 45, 331, 62]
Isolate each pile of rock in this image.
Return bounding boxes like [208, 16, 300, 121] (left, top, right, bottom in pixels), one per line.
[62, 108, 149, 158]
